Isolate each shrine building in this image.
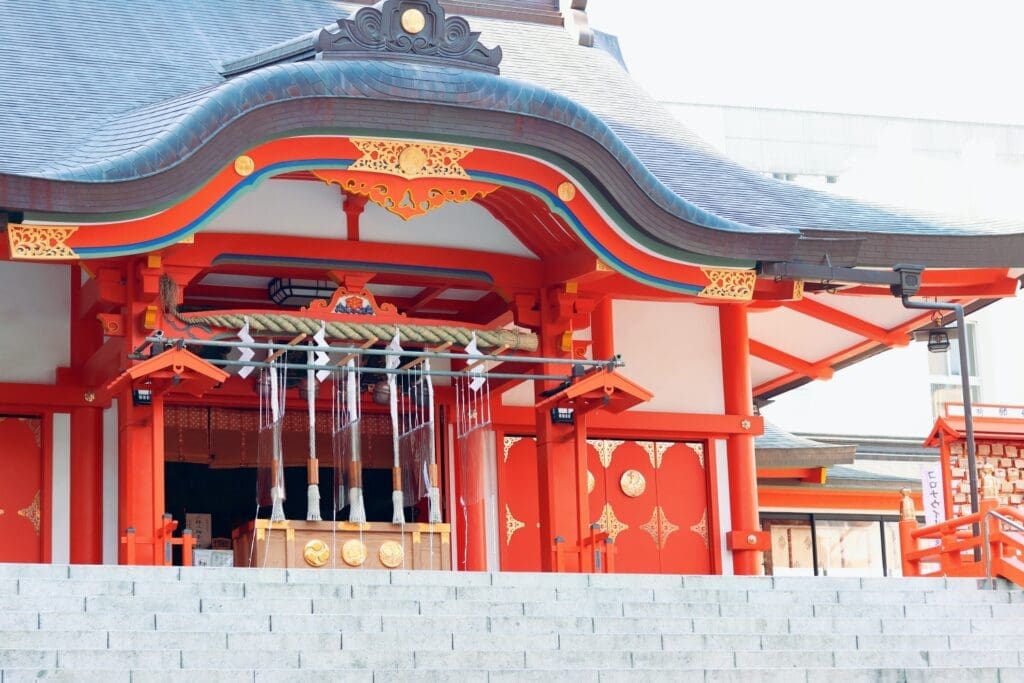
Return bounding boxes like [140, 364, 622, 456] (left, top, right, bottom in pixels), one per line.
[1, 0, 1022, 575]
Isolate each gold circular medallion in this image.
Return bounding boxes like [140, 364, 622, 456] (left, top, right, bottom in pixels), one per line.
[233, 155, 255, 177]
[401, 8, 426, 34]
[587, 470, 595, 494]
[341, 539, 367, 566]
[619, 469, 646, 498]
[398, 145, 427, 177]
[378, 540, 405, 568]
[557, 181, 577, 202]
[303, 539, 330, 568]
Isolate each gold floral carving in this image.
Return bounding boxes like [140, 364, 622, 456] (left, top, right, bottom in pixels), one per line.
[303, 539, 330, 567]
[8, 224, 78, 260]
[689, 442, 705, 469]
[21, 418, 41, 449]
[18, 490, 41, 536]
[341, 539, 367, 566]
[378, 540, 405, 568]
[503, 436, 523, 464]
[619, 470, 646, 497]
[639, 441, 670, 469]
[596, 503, 628, 541]
[505, 504, 526, 546]
[348, 139, 473, 180]
[690, 509, 709, 548]
[640, 506, 679, 550]
[318, 174, 498, 221]
[697, 268, 756, 301]
[588, 439, 623, 469]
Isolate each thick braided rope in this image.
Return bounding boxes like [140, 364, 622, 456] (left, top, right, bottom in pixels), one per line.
[181, 312, 538, 352]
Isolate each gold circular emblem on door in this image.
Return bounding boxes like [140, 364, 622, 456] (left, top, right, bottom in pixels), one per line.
[620, 469, 646, 497]
[303, 539, 330, 568]
[587, 470, 595, 494]
[341, 539, 367, 566]
[401, 8, 426, 34]
[378, 540, 405, 568]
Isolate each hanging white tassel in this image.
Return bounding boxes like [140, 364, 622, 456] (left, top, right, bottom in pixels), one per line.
[306, 484, 321, 521]
[348, 486, 366, 524]
[427, 486, 441, 523]
[392, 489, 405, 524]
[270, 485, 286, 522]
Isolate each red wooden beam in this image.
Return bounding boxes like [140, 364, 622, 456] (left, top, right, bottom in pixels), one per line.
[748, 340, 834, 381]
[786, 297, 910, 346]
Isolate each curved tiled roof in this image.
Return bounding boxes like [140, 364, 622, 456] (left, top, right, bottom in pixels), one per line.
[0, 1, 1022, 267]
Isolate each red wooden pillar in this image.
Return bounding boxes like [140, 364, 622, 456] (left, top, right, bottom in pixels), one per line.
[719, 303, 766, 575]
[534, 289, 579, 571]
[69, 407, 104, 564]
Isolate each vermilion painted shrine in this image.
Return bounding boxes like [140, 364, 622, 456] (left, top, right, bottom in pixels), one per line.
[0, 0, 1022, 575]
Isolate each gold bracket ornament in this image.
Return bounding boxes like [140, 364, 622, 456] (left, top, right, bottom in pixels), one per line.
[640, 506, 679, 549]
[505, 504, 526, 546]
[18, 490, 41, 536]
[7, 224, 78, 260]
[697, 268, 756, 301]
[595, 503, 628, 541]
[349, 139, 473, 180]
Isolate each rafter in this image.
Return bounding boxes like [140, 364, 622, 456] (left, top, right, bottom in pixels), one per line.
[786, 297, 910, 346]
[748, 340, 833, 381]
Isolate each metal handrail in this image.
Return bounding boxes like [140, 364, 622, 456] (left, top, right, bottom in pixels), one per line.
[981, 509, 1024, 588]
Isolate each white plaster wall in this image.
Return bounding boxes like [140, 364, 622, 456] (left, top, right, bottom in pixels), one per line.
[762, 342, 939, 438]
[203, 179, 534, 257]
[0, 262, 69, 383]
[973, 295, 1024, 405]
[715, 439, 733, 576]
[613, 300, 725, 413]
[102, 401, 119, 564]
[51, 413, 71, 564]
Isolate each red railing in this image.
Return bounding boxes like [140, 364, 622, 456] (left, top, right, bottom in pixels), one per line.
[899, 488, 1024, 587]
[551, 524, 617, 573]
[120, 513, 196, 566]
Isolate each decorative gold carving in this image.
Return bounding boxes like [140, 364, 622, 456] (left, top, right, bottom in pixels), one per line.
[503, 436, 523, 464]
[588, 439, 623, 469]
[378, 540, 405, 568]
[690, 442, 705, 469]
[21, 418, 41, 449]
[401, 8, 426, 33]
[697, 268, 756, 301]
[690, 509, 709, 548]
[317, 174, 498, 221]
[8, 224, 78, 260]
[639, 441, 670, 469]
[557, 181, 577, 202]
[587, 470, 595, 495]
[505, 504, 526, 546]
[18, 490, 41, 536]
[596, 503, 628, 541]
[740, 420, 752, 431]
[303, 539, 330, 567]
[341, 539, 367, 566]
[640, 506, 679, 549]
[619, 470, 646, 497]
[233, 155, 255, 176]
[792, 279, 805, 300]
[348, 139, 472, 180]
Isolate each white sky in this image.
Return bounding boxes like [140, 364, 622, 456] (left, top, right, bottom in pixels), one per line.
[586, 1, 1024, 124]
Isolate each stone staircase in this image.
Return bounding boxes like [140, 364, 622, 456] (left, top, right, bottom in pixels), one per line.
[0, 563, 1022, 682]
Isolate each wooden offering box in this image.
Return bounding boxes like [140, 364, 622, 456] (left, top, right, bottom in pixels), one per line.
[233, 520, 451, 570]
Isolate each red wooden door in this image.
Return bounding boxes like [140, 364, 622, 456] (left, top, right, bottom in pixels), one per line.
[498, 435, 542, 571]
[0, 417, 43, 562]
[655, 442, 711, 574]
